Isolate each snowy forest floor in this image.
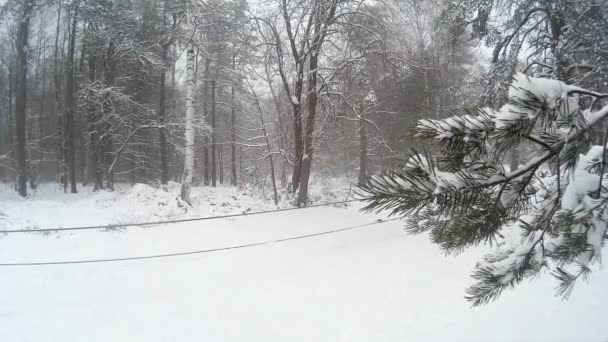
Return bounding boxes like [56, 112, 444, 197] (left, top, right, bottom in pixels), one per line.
[0, 179, 607, 341]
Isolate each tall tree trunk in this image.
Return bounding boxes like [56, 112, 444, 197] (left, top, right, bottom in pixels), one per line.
[291, 99, 303, 192]
[53, 5, 65, 188]
[266, 63, 288, 188]
[15, 0, 35, 197]
[180, 1, 195, 203]
[246, 75, 278, 205]
[295, 64, 316, 205]
[211, 79, 217, 187]
[86, 50, 104, 191]
[230, 54, 237, 186]
[294, 1, 336, 202]
[358, 107, 367, 186]
[101, 41, 117, 189]
[170, 44, 177, 182]
[77, 41, 87, 185]
[219, 144, 224, 184]
[65, 1, 79, 193]
[7, 57, 14, 185]
[159, 44, 169, 186]
[36, 28, 47, 187]
[180, 46, 195, 202]
[202, 79, 209, 185]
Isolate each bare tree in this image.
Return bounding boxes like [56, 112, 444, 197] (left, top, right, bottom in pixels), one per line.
[14, 0, 36, 197]
[64, 0, 80, 194]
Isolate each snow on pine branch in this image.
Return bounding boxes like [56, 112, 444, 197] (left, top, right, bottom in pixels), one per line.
[360, 73, 608, 305]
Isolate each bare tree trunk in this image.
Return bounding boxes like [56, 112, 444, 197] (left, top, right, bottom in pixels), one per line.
[230, 54, 237, 186]
[86, 50, 104, 191]
[102, 42, 117, 190]
[202, 79, 209, 185]
[76, 39, 87, 185]
[295, 51, 317, 206]
[211, 79, 217, 187]
[170, 44, 177, 182]
[53, 5, 66, 189]
[180, 45, 196, 202]
[15, 0, 35, 197]
[246, 75, 278, 205]
[37, 27, 47, 187]
[180, 1, 195, 203]
[292, 101, 303, 192]
[30, 24, 42, 189]
[219, 144, 224, 184]
[159, 44, 169, 186]
[295, 1, 336, 205]
[65, 1, 80, 193]
[265, 62, 288, 188]
[358, 107, 367, 186]
[8, 56, 14, 186]
[296, 21, 325, 206]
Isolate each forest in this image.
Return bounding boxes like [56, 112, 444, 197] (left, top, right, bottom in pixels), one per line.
[0, 0, 482, 206]
[2, 0, 608, 322]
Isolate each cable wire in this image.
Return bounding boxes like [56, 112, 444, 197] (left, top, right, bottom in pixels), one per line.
[0, 218, 400, 266]
[1, 199, 362, 234]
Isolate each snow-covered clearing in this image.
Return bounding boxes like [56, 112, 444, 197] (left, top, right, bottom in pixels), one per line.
[0, 181, 607, 342]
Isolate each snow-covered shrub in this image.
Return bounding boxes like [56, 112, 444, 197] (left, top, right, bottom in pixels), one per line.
[361, 73, 608, 305]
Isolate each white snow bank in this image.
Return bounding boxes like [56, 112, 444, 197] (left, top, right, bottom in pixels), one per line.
[0, 180, 607, 341]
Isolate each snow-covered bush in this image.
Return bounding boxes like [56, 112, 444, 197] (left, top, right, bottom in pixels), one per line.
[360, 73, 608, 305]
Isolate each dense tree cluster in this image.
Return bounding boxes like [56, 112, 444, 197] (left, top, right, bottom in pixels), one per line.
[0, 0, 478, 205]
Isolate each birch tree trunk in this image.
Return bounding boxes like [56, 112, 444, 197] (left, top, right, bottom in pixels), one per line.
[180, 1, 195, 203]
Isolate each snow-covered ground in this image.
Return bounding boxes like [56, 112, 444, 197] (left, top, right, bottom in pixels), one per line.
[0, 181, 607, 342]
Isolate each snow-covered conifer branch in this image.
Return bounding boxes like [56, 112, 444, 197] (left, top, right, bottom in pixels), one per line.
[361, 73, 608, 305]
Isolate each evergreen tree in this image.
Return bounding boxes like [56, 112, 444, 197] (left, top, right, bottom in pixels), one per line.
[360, 73, 608, 305]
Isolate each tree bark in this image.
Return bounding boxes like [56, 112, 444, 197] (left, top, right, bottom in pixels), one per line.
[7, 56, 14, 185]
[291, 95, 303, 192]
[219, 144, 224, 184]
[246, 75, 279, 205]
[230, 53, 237, 186]
[211, 79, 217, 187]
[86, 50, 104, 191]
[15, 0, 35, 197]
[358, 107, 367, 186]
[159, 44, 169, 186]
[180, 46, 196, 203]
[65, 1, 80, 193]
[294, 0, 336, 204]
[53, 5, 66, 189]
[295, 51, 317, 206]
[202, 79, 209, 185]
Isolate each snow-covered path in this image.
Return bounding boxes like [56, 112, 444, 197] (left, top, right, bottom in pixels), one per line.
[1, 184, 607, 341]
